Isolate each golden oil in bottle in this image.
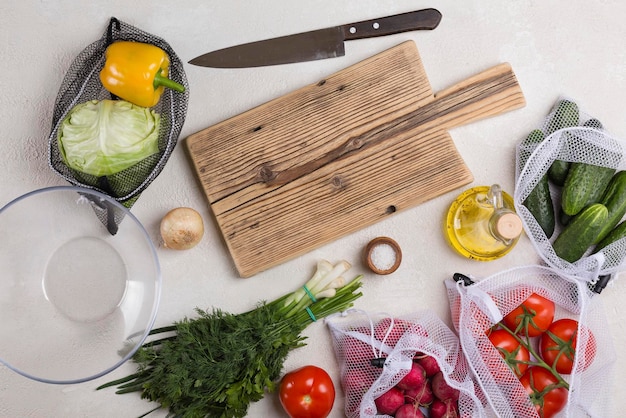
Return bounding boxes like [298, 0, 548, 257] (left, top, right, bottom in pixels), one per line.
[445, 184, 522, 261]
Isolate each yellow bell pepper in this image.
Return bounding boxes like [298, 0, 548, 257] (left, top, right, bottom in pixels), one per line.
[99, 41, 185, 108]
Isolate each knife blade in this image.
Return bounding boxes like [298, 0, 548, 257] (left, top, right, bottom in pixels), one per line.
[189, 8, 442, 68]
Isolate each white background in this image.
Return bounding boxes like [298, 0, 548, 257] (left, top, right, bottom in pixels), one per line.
[1, 1, 626, 416]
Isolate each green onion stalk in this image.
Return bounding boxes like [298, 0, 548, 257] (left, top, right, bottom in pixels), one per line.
[97, 260, 363, 418]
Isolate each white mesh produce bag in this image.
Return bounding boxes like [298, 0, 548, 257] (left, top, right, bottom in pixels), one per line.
[445, 265, 616, 417]
[326, 309, 489, 418]
[514, 97, 626, 284]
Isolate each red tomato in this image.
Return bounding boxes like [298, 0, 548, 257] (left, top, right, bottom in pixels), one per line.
[279, 365, 336, 418]
[488, 329, 530, 377]
[539, 318, 596, 374]
[519, 367, 568, 418]
[502, 293, 555, 337]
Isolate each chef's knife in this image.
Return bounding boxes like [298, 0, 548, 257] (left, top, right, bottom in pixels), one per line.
[189, 8, 442, 68]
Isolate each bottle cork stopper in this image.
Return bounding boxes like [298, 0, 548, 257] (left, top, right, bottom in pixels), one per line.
[496, 212, 523, 240]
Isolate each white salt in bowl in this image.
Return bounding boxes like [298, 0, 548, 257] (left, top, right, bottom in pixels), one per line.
[364, 236, 402, 275]
[0, 186, 161, 384]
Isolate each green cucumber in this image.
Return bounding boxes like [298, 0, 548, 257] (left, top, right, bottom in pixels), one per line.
[561, 164, 615, 216]
[594, 220, 626, 253]
[524, 129, 546, 145]
[519, 129, 546, 167]
[552, 203, 608, 262]
[561, 118, 615, 216]
[548, 161, 570, 187]
[546, 100, 580, 135]
[584, 118, 603, 130]
[547, 100, 579, 186]
[521, 129, 555, 237]
[594, 171, 626, 244]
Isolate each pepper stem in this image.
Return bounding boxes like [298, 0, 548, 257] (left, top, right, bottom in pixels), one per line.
[154, 68, 185, 93]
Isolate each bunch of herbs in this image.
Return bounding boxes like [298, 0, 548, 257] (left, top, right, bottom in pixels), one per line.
[98, 261, 363, 418]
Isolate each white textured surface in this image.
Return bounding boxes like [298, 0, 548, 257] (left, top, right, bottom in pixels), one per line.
[2, 1, 626, 416]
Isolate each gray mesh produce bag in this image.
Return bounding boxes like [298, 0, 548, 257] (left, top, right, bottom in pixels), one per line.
[514, 98, 626, 285]
[446, 266, 615, 417]
[47, 18, 189, 234]
[326, 309, 489, 418]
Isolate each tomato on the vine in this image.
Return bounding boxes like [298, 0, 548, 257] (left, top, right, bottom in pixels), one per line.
[520, 367, 568, 418]
[279, 365, 336, 418]
[539, 318, 596, 374]
[502, 293, 555, 337]
[488, 329, 530, 377]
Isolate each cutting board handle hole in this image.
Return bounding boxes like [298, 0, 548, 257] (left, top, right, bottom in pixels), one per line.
[386, 205, 397, 214]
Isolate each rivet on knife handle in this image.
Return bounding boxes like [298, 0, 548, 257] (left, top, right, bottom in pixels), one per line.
[342, 8, 442, 40]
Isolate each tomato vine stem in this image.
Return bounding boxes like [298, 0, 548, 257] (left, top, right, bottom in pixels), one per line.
[497, 322, 569, 390]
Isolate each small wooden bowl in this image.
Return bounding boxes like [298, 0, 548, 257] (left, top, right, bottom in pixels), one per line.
[364, 237, 402, 275]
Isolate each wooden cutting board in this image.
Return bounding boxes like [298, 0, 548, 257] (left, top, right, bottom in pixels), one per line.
[186, 41, 525, 277]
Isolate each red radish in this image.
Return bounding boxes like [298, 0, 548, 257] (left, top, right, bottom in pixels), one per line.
[397, 362, 427, 391]
[342, 368, 373, 398]
[431, 371, 460, 402]
[430, 399, 459, 418]
[405, 380, 433, 406]
[416, 354, 441, 377]
[342, 370, 372, 417]
[395, 403, 425, 418]
[374, 387, 404, 416]
[374, 318, 409, 347]
[374, 318, 428, 349]
[342, 327, 375, 363]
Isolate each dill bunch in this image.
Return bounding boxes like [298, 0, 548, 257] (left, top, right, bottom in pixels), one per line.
[98, 260, 363, 418]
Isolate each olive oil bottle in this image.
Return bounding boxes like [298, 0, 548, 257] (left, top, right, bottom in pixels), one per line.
[445, 184, 522, 261]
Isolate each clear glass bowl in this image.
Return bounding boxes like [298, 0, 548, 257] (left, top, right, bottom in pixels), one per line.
[0, 186, 161, 384]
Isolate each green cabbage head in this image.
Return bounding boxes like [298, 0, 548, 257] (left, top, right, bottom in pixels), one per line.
[58, 99, 160, 176]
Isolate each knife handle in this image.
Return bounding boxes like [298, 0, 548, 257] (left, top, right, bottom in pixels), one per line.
[342, 8, 442, 41]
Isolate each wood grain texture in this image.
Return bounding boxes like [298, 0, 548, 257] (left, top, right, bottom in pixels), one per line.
[186, 41, 525, 277]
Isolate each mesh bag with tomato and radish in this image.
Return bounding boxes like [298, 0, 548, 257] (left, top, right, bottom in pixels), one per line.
[446, 265, 616, 417]
[326, 309, 489, 418]
[514, 98, 626, 287]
